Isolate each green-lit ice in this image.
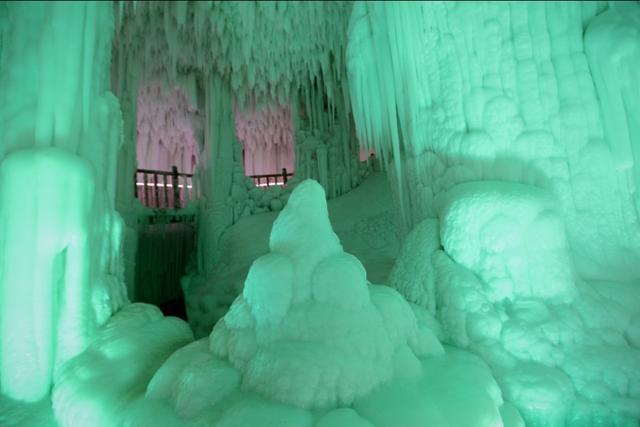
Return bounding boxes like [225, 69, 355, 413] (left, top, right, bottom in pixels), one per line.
[1, 1, 639, 426]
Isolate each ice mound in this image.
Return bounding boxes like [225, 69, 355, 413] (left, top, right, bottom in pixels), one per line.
[52, 303, 193, 427]
[437, 181, 577, 304]
[391, 180, 640, 424]
[209, 180, 442, 409]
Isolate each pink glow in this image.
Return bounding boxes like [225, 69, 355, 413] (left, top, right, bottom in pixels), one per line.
[235, 104, 295, 176]
[137, 83, 200, 174]
[359, 146, 376, 162]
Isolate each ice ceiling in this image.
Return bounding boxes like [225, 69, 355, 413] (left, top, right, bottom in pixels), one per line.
[114, 1, 352, 107]
[0, 1, 639, 427]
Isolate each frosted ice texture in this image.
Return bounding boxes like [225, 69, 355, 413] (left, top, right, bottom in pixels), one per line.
[347, 1, 640, 281]
[52, 303, 193, 427]
[346, 2, 640, 423]
[113, 2, 352, 108]
[391, 181, 640, 424]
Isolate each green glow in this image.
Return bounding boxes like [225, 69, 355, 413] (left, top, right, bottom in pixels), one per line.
[0, 148, 95, 402]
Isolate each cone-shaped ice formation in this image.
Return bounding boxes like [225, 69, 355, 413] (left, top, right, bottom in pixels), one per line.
[209, 180, 441, 409]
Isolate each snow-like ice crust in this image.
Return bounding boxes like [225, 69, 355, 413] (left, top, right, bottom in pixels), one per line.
[347, 1, 640, 281]
[347, 3, 640, 422]
[391, 181, 640, 425]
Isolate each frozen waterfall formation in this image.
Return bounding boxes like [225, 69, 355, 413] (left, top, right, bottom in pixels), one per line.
[346, 1, 640, 425]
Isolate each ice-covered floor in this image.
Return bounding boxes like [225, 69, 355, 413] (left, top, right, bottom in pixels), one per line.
[0, 394, 57, 427]
[184, 172, 400, 337]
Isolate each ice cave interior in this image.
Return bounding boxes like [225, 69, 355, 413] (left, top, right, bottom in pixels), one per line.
[0, 1, 639, 426]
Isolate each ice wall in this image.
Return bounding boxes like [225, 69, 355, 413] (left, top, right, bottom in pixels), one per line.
[347, 1, 640, 282]
[346, 2, 640, 424]
[584, 1, 640, 233]
[234, 103, 295, 176]
[137, 82, 200, 174]
[0, 2, 127, 401]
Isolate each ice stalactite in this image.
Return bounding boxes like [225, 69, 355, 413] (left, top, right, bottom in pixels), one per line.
[585, 1, 640, 244]
[111, 25, 142, 299]
[346, 1, 640, 281]
[0, 1, 127, 402]
[113, 2, 353, 109]
[293, 68, 370, 200]
[346, 2, 426, 212]
[0, 149, 95, 402]
[136, 81, 200, 174]
[234, 103, 295, 177]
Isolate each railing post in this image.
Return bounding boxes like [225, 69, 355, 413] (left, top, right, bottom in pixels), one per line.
[143, 172, 149, 206]
[172, 165, 180, 210]
[163, 173, 169, 208]
[134, 171, 138, 198]
[282, 168, 288, 185]
[153, 173, 160, 208]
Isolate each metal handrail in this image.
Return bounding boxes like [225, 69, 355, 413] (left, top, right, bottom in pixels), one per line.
[250, 168, 293, 189]
[134, 166, 195, 209]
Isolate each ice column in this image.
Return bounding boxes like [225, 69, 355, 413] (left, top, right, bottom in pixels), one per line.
[0, 1, 125, 401]
[0, 148, 95, 401]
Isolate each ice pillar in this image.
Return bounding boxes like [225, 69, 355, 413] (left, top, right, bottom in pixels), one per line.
[0, 148, 95, 402]
[0, 1, 123, 401]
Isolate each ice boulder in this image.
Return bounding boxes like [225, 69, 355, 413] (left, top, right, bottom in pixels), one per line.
[437, 181, 577, 304]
